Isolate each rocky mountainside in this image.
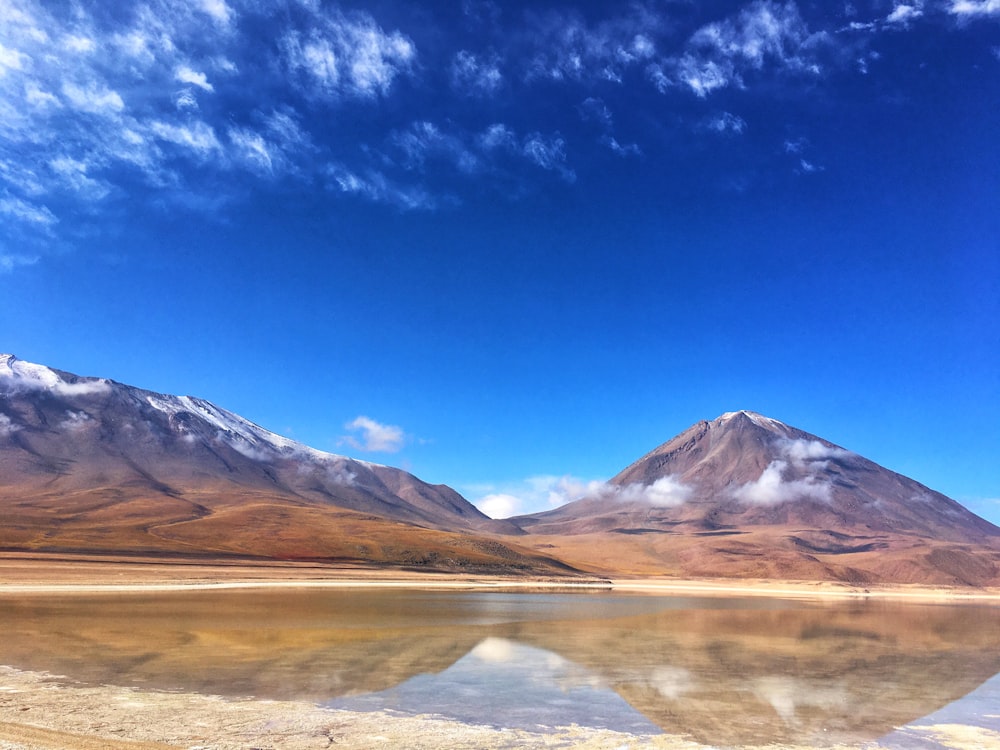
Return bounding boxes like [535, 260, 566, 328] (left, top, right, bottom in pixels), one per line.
[511, 411, 1000, 585]
[0, 354, 553, 572]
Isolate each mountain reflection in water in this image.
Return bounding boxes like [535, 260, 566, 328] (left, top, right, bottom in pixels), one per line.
[2, 590, 999, 747]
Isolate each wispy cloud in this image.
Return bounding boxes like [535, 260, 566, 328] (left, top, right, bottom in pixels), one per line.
[522, 132, 576, 181]
[280, 9, 416, 100]
[732, 438, 849, 505]
[326, 163, 440, 210]
[0, 413, 20, 436]
[0, 0, 419, 257]
[175, 65, 214, 92]
[707, 111, 748, 135]
[391, 121, 480, 174]
[450, 49, 503, 95]
[470, 473, 693, 518]
[949, 0, 1000, 18]
[0, 254, 40, 272]
[59, 410, 92, 431]
[340, 415, 407, 453]
[886, 3, 924, 27]
[653, 1, 829, 97]
[522, 5, 660, 84]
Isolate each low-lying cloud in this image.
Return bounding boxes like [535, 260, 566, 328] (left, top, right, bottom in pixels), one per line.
[0, 414, 21, 436]
[0, 360, 111, 398]
[471, 473, 693, 519]
[733, 438, 849, 506]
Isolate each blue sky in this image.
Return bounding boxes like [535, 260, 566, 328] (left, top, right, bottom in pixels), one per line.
[2, 0, 998, 523]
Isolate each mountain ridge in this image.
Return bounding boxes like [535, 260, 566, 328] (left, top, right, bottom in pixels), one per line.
[3, 355, 998, 585]
[0, 354, 553, 572]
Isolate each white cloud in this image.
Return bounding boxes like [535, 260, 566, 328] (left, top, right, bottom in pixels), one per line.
[886, 3, 924, 26]
[49, 157, 110, 200]
[340, 415, 406, 453]
[662, 1, 828, 97]
[0, 413, 20, 436]
[784, 137, 807, 153]
[950, 0, 1000, 18]
[732, 459, 832, 504]
[478, 123, 518, 152]
[0, 253, 40, 272]
[62, 34, 95, 53]
[451, 49, 503, 95]
[470, 473, 693, 518]
[578, 96, 613, 128]
[0, 357, 112, 397]
[478, 493, 524, 519]
[326, 163, 439, 210]
[707, 111, 747, 134]
[149, 120, 222, 155]
[780, 438, 848, 463]
[281, 11, 415, 99]
[605, 136, 642, 157]
[523, 6, 661, 84]
[732, 438, 848, 505]
[59, 409, 92, 431]
[197, 0, 233, 26]
[228, 128, 272, 172]
[175, 65, 213, 92]
[0, 41, 28, 72]
[0, 195, 55, 225]
[391, 121, 480, 174]
[523, 132, 575, 181]
[61, 81, 125, 114]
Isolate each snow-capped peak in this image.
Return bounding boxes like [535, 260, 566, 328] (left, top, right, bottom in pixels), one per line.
[717, 410, 788, 430]
[143, 391, 383, 469]
[0, 354, 110, 396]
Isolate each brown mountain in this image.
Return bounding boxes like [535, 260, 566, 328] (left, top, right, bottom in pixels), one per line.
[0, 354, 561, 573]
[511, 411, 1000, 585]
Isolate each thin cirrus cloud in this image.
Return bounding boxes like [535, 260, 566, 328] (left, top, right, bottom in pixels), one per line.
[0, 0, 416, 252]
[2, 0, 995, 262]
[450, 49, 504, 95]
[340, 415, 407, 453]
[279, 10, 416, 100]
[650, 1, 829, 98]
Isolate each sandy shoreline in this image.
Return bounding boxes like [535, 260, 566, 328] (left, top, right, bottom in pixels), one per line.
[1, 664, 997, 750]
[1, 556, 999, 601]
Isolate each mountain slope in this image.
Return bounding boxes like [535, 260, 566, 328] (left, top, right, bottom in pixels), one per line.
[511, 411, 1000, 585]
[0, 354, 552, 572]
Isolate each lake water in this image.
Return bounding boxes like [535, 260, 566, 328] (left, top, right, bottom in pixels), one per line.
[2, 589, 999, 747]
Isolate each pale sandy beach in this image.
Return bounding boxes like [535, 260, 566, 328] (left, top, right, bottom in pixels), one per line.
[1, 555, 999, 601]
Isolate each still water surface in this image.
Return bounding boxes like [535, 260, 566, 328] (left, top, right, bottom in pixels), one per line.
[3, 589, 999, 747]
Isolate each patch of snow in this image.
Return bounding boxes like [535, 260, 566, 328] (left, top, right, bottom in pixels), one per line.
[718, 410, 787, 429]
[143, 392, 385, 469]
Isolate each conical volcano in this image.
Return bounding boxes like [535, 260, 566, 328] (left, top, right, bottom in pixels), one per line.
[512, 411, 1000, 585]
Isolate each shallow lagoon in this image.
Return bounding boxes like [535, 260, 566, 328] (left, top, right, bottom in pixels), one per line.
[3, 589, 999, 747]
